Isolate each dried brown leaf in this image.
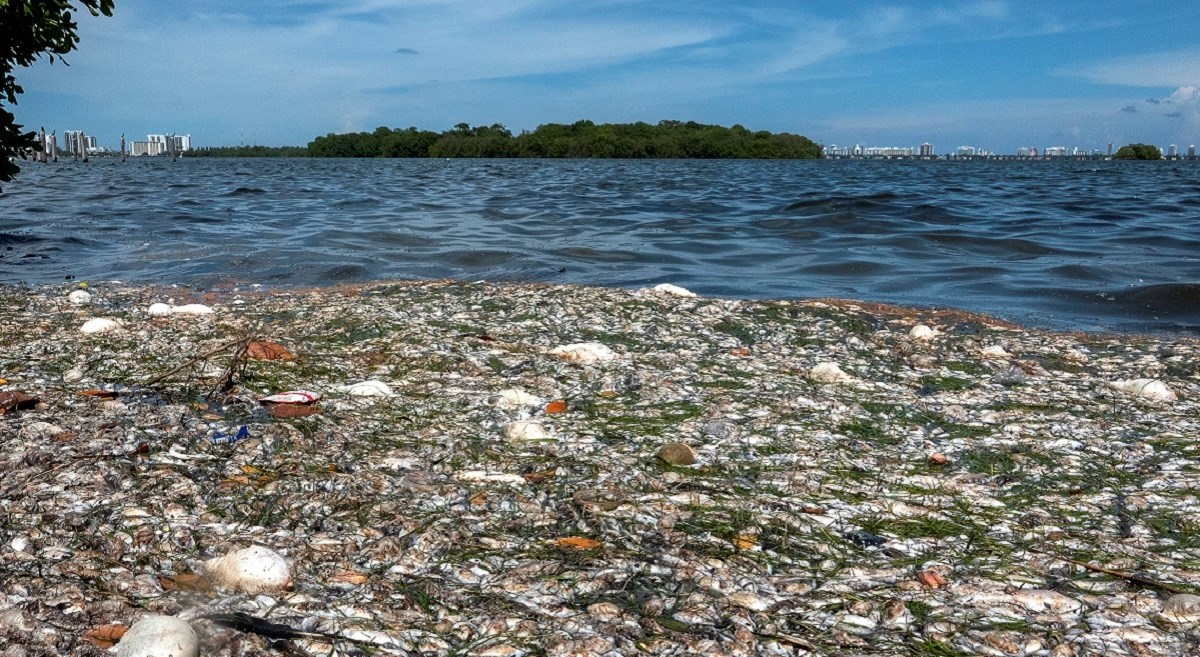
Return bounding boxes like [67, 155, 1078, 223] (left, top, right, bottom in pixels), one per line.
[329, 571, 369, 586]
[554, 536, 603, 550]
[0, 390, 37, 414]
[82, 624, 128, 649]
[247, 340, 297, 361]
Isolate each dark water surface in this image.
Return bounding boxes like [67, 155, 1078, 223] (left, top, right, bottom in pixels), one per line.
[3, 158, 1199, 334]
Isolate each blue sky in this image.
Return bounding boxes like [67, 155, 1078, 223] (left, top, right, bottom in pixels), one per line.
[15, 0, 1200, 153]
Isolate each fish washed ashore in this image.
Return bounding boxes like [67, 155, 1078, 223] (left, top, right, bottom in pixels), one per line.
[1, 279, 1199, 656]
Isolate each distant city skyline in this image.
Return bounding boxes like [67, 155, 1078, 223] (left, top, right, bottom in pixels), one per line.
[12, 2, 1200, 152]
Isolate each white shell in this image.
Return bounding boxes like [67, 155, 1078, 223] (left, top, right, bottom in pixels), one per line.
[339, 380, 394, 397]
[80, 318, 120, 334]
[489, 388, 541, 409]
[67, 290, 91, 305]
[502, 421, 550, 441]
[1108, 378, 1177, 401]
[115, 615, 199, 657]
[204, 545, 292, 594]
[171, 303, 214, 315]
[455, 471, 527, 484]
[650, 283, 697, 298]
[548, 342, 616, 364]
[909, 324, 937, 340]
[981, 345, 1009, 358]
[809, 361, 854, 384]
[148, 303, 173, 317]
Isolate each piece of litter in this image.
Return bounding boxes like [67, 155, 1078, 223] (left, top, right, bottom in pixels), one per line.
[210, 426, 250, 445]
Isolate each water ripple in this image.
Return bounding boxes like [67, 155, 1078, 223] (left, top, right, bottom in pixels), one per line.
[2, 158, 1199, 334]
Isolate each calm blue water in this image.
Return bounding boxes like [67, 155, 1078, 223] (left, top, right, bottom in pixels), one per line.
[3, 157, 1200, 334]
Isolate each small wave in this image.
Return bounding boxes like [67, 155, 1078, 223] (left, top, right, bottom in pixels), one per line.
[800, 260, 895, 276]
[0, 233, 45, 246]
[1107, 283, 1200, 318]
[779, 191, 902, 214]
[224, 187, 266, 196]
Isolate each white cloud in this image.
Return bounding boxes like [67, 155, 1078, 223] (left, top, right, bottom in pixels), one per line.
[1060, 48, 1200, 87]
[1167, 85, 1199, 103]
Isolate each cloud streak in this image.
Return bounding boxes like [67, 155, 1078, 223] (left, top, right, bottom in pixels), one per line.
[14, 1, 1200, 150]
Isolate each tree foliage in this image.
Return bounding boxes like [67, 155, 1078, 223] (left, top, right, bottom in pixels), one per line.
[1, 0, 114, 188]
[1113, 143, 1162, 160]
[189, 145, 310, 158]
[306, 120, 821, 160]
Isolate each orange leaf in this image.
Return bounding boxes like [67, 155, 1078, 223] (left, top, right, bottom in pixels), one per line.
[214, 476, 251, 491]
[0, 378, 8, 385]
[545, 400, 567, 414]
[83, 624, 128, 649]
[79, 389, 119, 399]
[554, 536, 603, 550]
[469, 491, 489, 506]
[329, 571, 369, 585]
[729, 347, 751, 357]
[732, 534, 757, 550]
[247, 340, 297, 361]
[916, 570, 946, 588]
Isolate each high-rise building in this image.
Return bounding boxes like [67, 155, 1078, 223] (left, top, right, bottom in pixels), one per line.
[1045, 146, 1068, 157]
[956, 146, 977, 157]
[1107, 143, 1113, 156]
[1189, 145, 1197, 158]
[920, 143, 934, 157]
[1168, 144, 1178, 158]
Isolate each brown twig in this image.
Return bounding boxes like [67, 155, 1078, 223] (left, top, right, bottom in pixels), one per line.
[143, 336, 253, 389]
[1029, 546, 1189, 594]
[209, 335, 252, 399]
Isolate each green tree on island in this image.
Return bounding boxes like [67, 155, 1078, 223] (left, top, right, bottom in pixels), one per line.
[304, 120, 822, 160]
[1, 0, 114, 189]
[1113, 143, 1162, 160]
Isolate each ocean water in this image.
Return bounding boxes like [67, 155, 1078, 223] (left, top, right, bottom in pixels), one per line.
[2, 157, 1199, 334]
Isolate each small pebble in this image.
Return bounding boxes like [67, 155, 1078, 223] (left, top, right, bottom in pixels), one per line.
[909, 324, 937, 340]
[656, 442, 697, 466]
[80, 318, 120, 334]
[171, 303, 214, 315]
[809, 361, 853, 384]
[548, 342, 616, 364]
[502, 420, 550, 441]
